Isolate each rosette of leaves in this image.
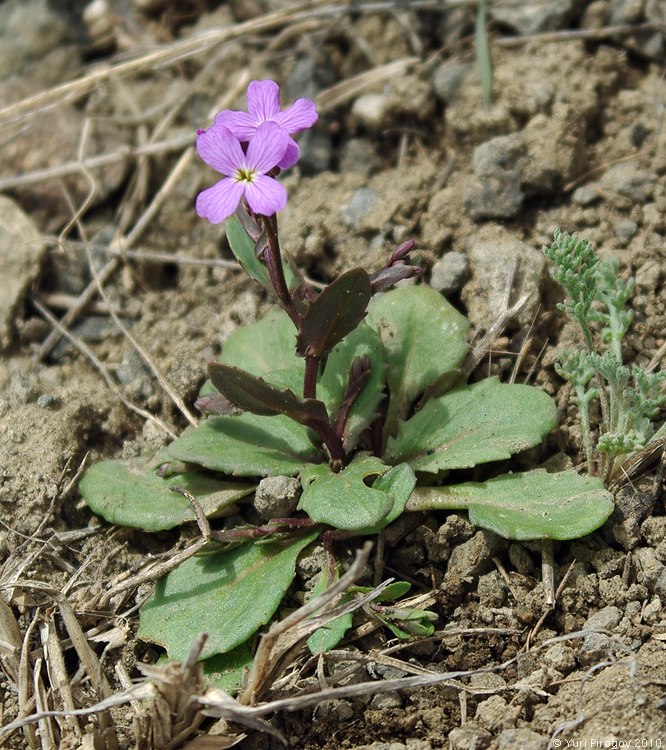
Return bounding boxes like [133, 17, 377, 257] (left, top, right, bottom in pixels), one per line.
[80, 219, 613, 688]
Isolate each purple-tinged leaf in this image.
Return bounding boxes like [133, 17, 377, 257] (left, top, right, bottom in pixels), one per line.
[297, 269, 372, 358]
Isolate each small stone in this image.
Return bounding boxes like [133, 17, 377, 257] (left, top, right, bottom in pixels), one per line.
[368, 691, 403, 710]
[508, 543, 535, 576]
[614, 218, 638, 244]
[8, 369, 38, 405]
[36, 394, 55, 409]
[339, 138, 382, 179]
[578, 631, 614, 665]
[572, 184, 601, 205]
[462, 225, 545, 329]
[543, 644, 577, 674]
[446, 529, 506, 582]
[431, 62, 472, 103]
[490, 0, 581, 34]
[367, 662, 409, 680]
[609, 0, 644, 24]
[475, 695, 515, 732]
[0, 197, 47, 350]
[463, 133, 526, 220]
[583, 605, 622, 632]
[448, 725, 492, 750]
[496, 728, 549, 750]
[253, 476, 300, 520]
[600, 161, 657, 204]
[340, 188, 381, 228]
[429, 252, 469, 295]
[352, 93, 389, 129]
[313, 699, 354, 721]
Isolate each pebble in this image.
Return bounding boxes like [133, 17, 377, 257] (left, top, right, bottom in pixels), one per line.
[431, 63, 472, 104]
[614, 218, 638, 244]
[446, 529, 506, 582]
[572, 184, 601, 205]
[36, 394, 56, 409]
[578, 631, 614, 665]
[368, 691, 403, 710]
[600, 161, 657, 204]
[252, 476, 300, 520]
[583, 605, 622, 631]
[429, 252, 469, 296]
[463, 133, 526, 220]
[490, 0, 581, 34]
[0, 197, 47, 350]
[449, 725, 492, 750]
[339, 138, 383, 179]
[462, 225, 545, 329]
[496, 728, 549, 750]
[474, 695, 515, 732]
[313, 698, 354, 721]
[340, 188, 381, 228]
[352, 93, 389, 130]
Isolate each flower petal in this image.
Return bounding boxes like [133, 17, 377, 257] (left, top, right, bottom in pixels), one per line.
[195, 179, 245, 224]
[247, 80, 281, 123]
[246, 122, 290, 174]
[245, 175, 287, 216]
[196, 125, 244, 175]
[276, 98, 318, 133]
[276, 138, 300, 170]
[214, 110, 256, 141]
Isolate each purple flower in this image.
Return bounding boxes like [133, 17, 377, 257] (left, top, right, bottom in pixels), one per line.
[196, 121, 289, 224]
[214, 79, 318, 170]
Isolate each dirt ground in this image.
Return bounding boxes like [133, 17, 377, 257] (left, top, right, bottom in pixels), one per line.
[0, 1, 665, 748]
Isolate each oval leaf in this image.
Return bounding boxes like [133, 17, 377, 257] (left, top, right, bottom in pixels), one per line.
[366, 286, 469, 437]
[353, 463, 417, 535]
[299, 454, 392, 530]
[407, 469, 614, 540]
[139, 531, 318, 662]
[385, 378, 557, 472]
[297, 269, 372, 358]
[79, 457, 253, 532]
[167, 413, 323, 476]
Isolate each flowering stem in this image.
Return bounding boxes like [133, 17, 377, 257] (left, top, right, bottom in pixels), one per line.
[259, 214, 300, 326]
[304, 355, 319, 400]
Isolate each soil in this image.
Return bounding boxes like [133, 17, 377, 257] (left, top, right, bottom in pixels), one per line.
[0, 1, 665, 749]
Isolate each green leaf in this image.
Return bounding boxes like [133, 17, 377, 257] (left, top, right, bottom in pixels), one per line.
[306, 568, 353, 655]
[139, 531, 318, 662]
[353, 463, 416, 535]
[366, 286, 469, 437]
[219, 307, 302, 377]
[407, 469, 614, 540]
[167, 413, 323, 477]
[208, 363, 329, 425]
[297, 269, 372, 358]
[299, 454, 392, 531]
[201, 641, 253, 694]
[226, 214, 298, 293]
[79, 457, 253, 532]
[319, 322, 386, 451]
[385, 378, 556, 472]
[475, 0, 493, 108]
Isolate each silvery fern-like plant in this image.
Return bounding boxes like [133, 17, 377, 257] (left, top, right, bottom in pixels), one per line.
[543, 229, 666, 481]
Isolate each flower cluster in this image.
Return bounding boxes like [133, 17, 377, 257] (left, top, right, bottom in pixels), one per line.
[196, 80, 318, 224]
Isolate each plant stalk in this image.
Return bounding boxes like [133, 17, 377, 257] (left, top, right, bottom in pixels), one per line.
[260, 214, 300, 326]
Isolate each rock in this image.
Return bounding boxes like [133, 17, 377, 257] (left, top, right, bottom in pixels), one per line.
[632, 547, 666, 598]
[0, 0, 83, 87]
[508, 543, 536, 576]
[572, 184, 602, 206]
[496, 728, 549, 749]
[474, 695, 516, 732]
[340, 188, 382, 228]
[490, 0, 581, 34]
[599, 161, 658, 205]
[368, 691, 403, 710]
[462, 225, 545, 330]
[339, 138, 383, 179]
[614, 218, 638, 244]
[522, 104, 586, 194]
[448, 725, 492, 750]
[543, 644, 577, 674]
[313, 698, 354, 721]
[446, 529, 506, 582]
[252, 476, 300, 520]
[578, 631, 614, 665]
[431, 63, 472, 104]
[609, 0, 644, 24]
[0, 196, 47, 350]
[583, 605, 623, 631]
[7, 369, 39, 405]
[352, 93, 389, 130]
[606, 484, 655, 549]
[463, 133, 526, 220]
[429, 252, 469, 296]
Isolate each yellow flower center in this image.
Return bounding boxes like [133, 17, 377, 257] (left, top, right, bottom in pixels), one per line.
[235, 167, 255, 183]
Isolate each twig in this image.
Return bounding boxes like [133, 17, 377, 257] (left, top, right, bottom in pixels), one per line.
[495, 21, 664, 48]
